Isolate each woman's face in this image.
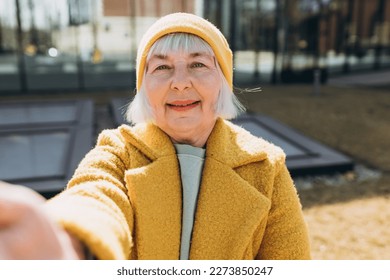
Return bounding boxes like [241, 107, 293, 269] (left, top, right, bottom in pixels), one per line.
[144, 49, 221, 145]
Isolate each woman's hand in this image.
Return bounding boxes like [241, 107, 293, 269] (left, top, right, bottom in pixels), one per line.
[0, 181, 82, 259]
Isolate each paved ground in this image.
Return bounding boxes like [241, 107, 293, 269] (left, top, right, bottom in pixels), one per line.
[327, 69, 390, 88]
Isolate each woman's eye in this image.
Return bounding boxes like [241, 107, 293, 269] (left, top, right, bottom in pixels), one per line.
[155, 65, 170, 70]
[191, 62, 205, 68]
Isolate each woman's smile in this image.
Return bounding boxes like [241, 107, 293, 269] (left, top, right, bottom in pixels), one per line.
[167, 100, 201, 111]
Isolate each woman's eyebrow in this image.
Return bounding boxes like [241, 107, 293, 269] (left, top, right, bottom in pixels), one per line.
[147, 52, 212, 63]
[190, 52, 211, 58]
[146, 55, 167, 70]
[149, 54, 167, 60]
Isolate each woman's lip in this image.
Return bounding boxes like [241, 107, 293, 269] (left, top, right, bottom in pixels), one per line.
[168, 100, 199, 106]
[167, 100, 200, 111]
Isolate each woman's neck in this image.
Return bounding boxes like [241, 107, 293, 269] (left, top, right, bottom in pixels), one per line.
[169, 125, 214, 148]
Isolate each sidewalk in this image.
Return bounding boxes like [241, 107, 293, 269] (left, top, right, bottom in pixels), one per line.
[327, 69, 390, 88]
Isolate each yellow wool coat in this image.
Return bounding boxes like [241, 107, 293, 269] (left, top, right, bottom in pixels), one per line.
[46, 118, 311, 260]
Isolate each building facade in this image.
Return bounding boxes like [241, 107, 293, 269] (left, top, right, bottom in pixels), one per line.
[0, 0, 389, 93]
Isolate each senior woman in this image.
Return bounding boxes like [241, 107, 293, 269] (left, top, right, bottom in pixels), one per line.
[0, 13, 310, 260]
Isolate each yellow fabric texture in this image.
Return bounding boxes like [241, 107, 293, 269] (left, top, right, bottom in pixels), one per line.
[136, 12, 233, 91]
[45, 119, 311, 260]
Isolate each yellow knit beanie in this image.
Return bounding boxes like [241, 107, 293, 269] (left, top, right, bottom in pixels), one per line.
[136, 12, 233, 91]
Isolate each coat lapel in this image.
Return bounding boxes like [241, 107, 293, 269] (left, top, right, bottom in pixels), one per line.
[120, 124, 182, 259]
[190, 119, 272, 259]
[190, 158, 271, 259]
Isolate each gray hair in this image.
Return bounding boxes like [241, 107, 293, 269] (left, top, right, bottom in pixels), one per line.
[126, 33, 245, 124]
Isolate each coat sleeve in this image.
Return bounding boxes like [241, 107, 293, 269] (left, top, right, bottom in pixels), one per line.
[256, 164, 311, 259]
[44, 129, 134, 260]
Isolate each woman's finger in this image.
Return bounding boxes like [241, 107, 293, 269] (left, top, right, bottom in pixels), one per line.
[0, 182, 45, 227]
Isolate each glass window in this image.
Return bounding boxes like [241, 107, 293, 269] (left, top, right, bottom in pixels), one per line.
[0, 0, 21, 92]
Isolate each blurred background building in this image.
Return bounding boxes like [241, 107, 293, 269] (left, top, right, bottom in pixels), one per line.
[0, 0, 389, 92]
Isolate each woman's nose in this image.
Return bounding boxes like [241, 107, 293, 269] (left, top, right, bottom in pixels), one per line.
[171, 66, 192, 92]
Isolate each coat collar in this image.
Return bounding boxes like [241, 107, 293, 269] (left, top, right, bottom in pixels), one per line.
[119, 118, 273, 259]
[119, 118, 269, 168]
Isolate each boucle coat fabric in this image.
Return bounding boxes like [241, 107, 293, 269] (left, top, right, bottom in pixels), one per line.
[46, 119, 311, 260]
